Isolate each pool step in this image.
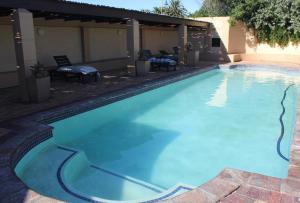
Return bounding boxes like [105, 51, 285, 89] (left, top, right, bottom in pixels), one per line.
[58, 147, 194, 202]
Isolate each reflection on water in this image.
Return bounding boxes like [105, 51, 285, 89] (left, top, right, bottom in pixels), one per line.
[243, 70, 300, 85]
[207, 77, 228, 107]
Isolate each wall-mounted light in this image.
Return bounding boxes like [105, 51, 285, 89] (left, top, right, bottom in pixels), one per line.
[36, 27, 45, 36]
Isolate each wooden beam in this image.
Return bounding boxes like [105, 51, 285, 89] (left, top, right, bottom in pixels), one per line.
[0, 0, 210, 28]
[80, 19, 93, 22]
[0, 8, 11, 16]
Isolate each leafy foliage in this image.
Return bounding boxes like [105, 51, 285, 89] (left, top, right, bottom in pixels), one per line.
[191, 0, 300, 46]
[190, 0, 230, 17]
[229, 0, 300, 46]
[143, 0, 188, 18]
[189, 9, 210, 18]
[140, 9, 152, 13]
[166, 0, 188, 17]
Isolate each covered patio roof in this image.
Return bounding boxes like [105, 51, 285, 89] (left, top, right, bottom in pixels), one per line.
[0, 0, 209, 28]
[0, 0, 211, 102]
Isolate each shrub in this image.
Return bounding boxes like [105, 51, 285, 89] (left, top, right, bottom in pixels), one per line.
[229, 0, 300, 47]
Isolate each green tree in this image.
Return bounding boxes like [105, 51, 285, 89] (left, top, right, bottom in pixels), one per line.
[152, 6, 168, 15]
[143, 0, 188, 18]
[190, 0, 253, 17]
[190, 0, 229, 17]
[202, 0, 228, 16]
[165, 0, 188, 18]
[140, 9, 152, 13]
[189, 9, 210, 17]
[191, 0, 300, 46]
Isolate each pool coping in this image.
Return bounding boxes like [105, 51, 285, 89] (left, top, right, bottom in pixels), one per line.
[1, 64, 300, 202]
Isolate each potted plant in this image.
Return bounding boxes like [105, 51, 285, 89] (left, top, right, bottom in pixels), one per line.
[136, 51, 151, 76]
[28, 62, 50, 102]
[186, 42, 199, 66]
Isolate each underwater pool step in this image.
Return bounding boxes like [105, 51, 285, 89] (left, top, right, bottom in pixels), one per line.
[90, 164, 165, 193]
[58, 146, 194, 202]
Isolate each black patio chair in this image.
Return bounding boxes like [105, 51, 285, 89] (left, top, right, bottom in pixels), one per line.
[52, 55, 100, 82]
[159, 49, 179, 62]
[140, 50, 177, 72]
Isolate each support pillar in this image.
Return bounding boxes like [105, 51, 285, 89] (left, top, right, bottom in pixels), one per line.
[127, 19, 140, 66]
[12, 9, 37, 102]
[206, 24, 213, 53]
[178, 24, 187, 66]
[80, 27, 90, 63]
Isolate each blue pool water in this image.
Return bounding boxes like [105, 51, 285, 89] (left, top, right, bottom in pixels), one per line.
[16, 66, 300, 202]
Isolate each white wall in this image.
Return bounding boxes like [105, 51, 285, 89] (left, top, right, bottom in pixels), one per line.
[142, 29, 178, 54]
[0, 20, 184, 88]
[196, 16, 300, 63]
[0, 25, 18, 88]
[0, 25, 17, 72]
[196, 17, 230, 54]
[228, 22, 246, 54]
[35, 26, 82, 66]
[245, 31, 300, 55]
[87, 27, 127, 61]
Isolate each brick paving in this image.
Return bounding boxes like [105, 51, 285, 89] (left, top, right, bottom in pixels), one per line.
[164, 169, 300, 203]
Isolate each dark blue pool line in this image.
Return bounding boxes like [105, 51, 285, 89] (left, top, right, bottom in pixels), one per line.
[90, 165, 164, 193]
[57, 146, 193, 203]
[277, 84, 294, 162]
[143, 186, 192, 203]
[58, 147, 163, 193]
[56, 149, 96, 202]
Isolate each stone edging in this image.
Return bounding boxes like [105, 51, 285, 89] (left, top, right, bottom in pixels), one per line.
[163, 168, 300, 203]
[288, 89, 300, 182]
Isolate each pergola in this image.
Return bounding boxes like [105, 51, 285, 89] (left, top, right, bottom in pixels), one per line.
[0, 0, 210, 102]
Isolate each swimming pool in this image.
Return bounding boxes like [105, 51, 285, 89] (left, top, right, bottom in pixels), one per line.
[15, 65, 300, 202]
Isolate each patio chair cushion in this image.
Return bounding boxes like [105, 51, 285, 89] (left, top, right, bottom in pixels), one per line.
[57, 65, 100, 76]
[163, 54, 179, 62]
[53, 55, 101, 82]
[148, 57, 177, 66]
[139, 50, 154, 61]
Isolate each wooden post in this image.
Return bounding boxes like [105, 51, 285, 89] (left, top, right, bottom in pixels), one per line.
[80, 27, 90, 63]
[11, 9, 37, 102]
[127, 19, 140, 66]
[178, 24, 187, 66]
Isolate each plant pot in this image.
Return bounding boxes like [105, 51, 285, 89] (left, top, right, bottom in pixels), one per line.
[187, 50, 200, 66]
[28, 76, 50, 102]
[136, 60, 150, 76]
[127, 65, 136, 77]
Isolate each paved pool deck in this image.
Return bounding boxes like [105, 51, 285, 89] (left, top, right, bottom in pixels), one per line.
[0, 64, 215, 123]
[1, 62, 300, 203]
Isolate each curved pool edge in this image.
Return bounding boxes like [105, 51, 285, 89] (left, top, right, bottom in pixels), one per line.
[57, 146, 194, 203]
[0, 66, 217, 202]
[1, 64, 300, 202]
